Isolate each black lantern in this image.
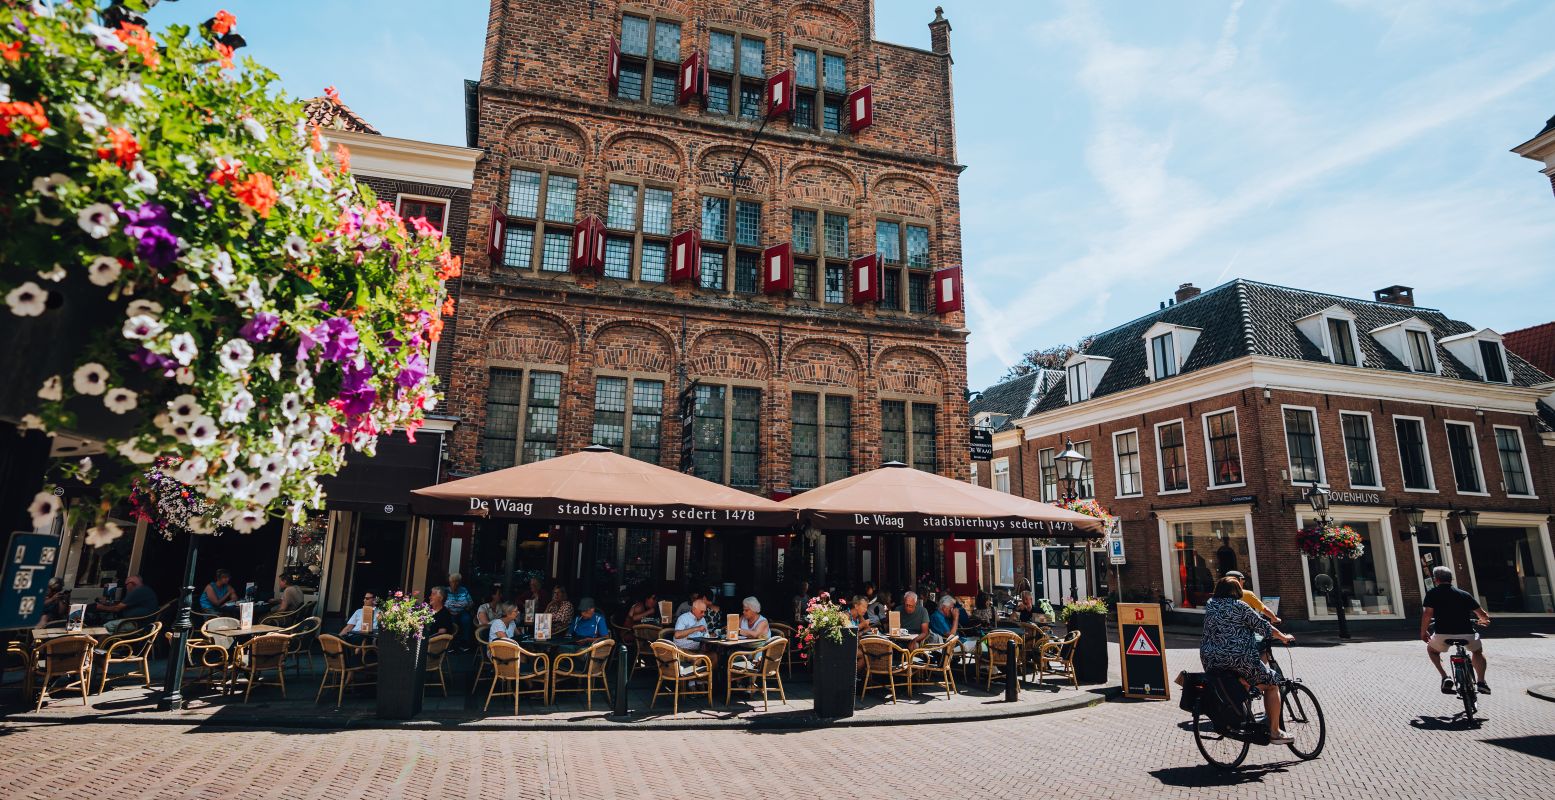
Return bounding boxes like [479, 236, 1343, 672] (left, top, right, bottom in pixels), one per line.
[1399, 506, 1425, 540]
[1453, 509, 1478, 542]
[1053, 438, 1088, 502]
[1304, 482, 1331, 520]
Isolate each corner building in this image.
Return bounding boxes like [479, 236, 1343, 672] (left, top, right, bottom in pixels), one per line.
[444, 1, 969, 602]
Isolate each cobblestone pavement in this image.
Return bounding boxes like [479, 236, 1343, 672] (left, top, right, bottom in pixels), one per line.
[2, 633, 1551, 799]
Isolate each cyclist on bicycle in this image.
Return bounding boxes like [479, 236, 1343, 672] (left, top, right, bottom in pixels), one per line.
[1201, 577, 1296, 744]
[1420, 565, 1491, 695]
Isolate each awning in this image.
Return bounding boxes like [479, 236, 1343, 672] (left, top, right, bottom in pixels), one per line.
[779, 462, 1104, 538]
[409, 445, 796, 530]
[321, 429, 445, 517]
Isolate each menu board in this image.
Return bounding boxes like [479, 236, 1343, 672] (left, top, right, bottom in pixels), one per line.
[659, 600, 674, 621]
[888, 610, 901, 634]
[524, 598, 537, 624]
[727, 614, 739, 640]
[359, 606, 375, 632]
[534, 613, 552, 641]
[238, 601, 254, 629]
[68, 603, 86, 631]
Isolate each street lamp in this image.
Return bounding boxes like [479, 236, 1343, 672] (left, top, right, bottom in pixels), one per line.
[1052, 438, 1090, 603]
[1398, 506, 1425, 540]
[1453, 509, 1479, 543]
[1304, 481, 1348, 639]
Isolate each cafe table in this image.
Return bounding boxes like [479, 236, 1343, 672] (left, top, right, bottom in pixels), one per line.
[221, 623, 283, 640]
[31, 626, 109, 642]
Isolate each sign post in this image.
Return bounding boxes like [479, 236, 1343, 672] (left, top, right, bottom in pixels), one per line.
[1116, 602, 1169, 700]
[677, 380, 699, 474]
[1, 532, 59, 631]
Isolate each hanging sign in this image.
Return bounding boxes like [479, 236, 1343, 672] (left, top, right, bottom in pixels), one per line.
[1117, 603, 1168, 700]
[969, 427, 993, 461]
[0, 533, 58, 631]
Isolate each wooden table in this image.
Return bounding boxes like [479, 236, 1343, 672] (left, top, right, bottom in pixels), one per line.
[518, 637, 586, 655]
[212, 623, 282, 640]
[31, 626, 109, 642]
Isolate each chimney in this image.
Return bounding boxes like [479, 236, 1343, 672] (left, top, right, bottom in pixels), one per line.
[929, 6, 952, 57]
[1373, 285, 1415, 307]
[1174, 282, 1201, 303]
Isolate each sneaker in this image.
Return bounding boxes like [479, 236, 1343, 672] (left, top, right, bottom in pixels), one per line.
[1441, 678, 1455, 695]
[1269, 730, 1295, 745]
[1476, 681, 1491, 695]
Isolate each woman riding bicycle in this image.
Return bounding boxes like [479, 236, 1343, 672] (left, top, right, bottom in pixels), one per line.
[1200, 577, 1296, 744]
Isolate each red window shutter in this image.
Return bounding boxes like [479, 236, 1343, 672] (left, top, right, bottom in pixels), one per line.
[607, 37, 621, 92]
[933, 266, 963, 314]
[570, 215, 605, 274]
[670, 228, 700, 283]
[847, 84, 874, 132]
[487, 204, 507, 263]
[761, 242, 793, 294]
[699, 56, 709, 103]
[678, 52, 702, 104]
[591, 217, 607, 269]
[851, 253, 880, 305]
[766, 68, 795, 118]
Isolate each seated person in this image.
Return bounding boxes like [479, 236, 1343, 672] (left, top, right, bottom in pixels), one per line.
[675, 590, 721, 619]
[929, 594, 961, 645]
[674, 598, 711, 652]
[424, 587, 454, 639]
[848, 596, 878, 632]
[476, 586, 505, 627]
[737, 596, 771, 639]
[41, 577, 71, 624]
[199, 569, 238, 614]
[971, 591, 996, 625]
[544, 585, 575, 629]
[488, 604, 519, 642]
[626, 590, 658, 624]
[570, 598, 609, 643]
[1013, 590, 1038, 622]
[898, 591, 931, 646]
[338, 592, 379, 643]
[97, 574, 157, 624]
[869, 590, 894, 622]
[276, 573, 307, 614]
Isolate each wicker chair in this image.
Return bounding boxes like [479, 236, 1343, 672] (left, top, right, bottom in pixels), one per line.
[768, 622, 797, 675]
[168, 631, 236, 695]
[95, 621, 162, 695]
[30, 634, 96, 710]
[279, 615, 321, 676]
[858, 635, 914, 703]
[235, 632, 291, 702]
[424, 633, 454, 696]
[201, 616, 243, 652]
[972, 630, 1025, 691]
[550, 639, 615, 709]
[469, 625, 494, 693]
[1019, 622, 1053, 675]
[910, 636, 960, 699]
[316, 633, 376, 708]
[260, 605, 307, 629]
[726, 637, 788, 711]
[630, 623, 662, 679]
[105, 599, 174, 635]
[649, 640, 713, 716]
[484, 639, 550, 714]
[1037, 630, 1081, 689]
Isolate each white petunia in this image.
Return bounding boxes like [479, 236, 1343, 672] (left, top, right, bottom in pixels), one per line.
[278, 392, 302, 420]
[71, 362, 109, 396]
[227, 508, 267, 534]
[86, 256, 121, 286]
[72, 101, 107, 133]
[171, 273, 197, 293]
[220, 469, 252, 498]
[209, 250, 235, 287]
[5, 281, 48, 317]
[167, 393, 201, 421]
[175, 367, 195, 386]
[82, 22, 128, 53]
[218, 338, 254, 375]
[103, 387, 138, 414]
[235, 278, 263, 309]
[169, 333, 197, 365]
[0, 81, 8, 103]
[127, 161, 158, 195]
[219, 389, 254, 423]
[185, 415, 218, 447]
[283, 234, 309, 261]
[38, 264, 66, 281]
[107, 81, 147, 108]
[77, 203, 118, 238]
[16, 414, 45, 431]
[249, 475, 281, 505]
[121, 314, 164, 340]
[37, 375, 62, 402]
[115, 438, 155, 464]
[84, 521, 125, 548]
[241, 116, 269, 142]
[173, 456, 209, 484]
[127, 299, 163, 318]
[35, 208, 63, 227]
[294, 368, 314, 392]
[32, 172, 72, 198]
[27, 491, 62, 529]
[265, 353, 281, 381]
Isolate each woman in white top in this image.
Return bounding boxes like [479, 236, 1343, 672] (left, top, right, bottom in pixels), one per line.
[476, 586, 504, 626]
[738, 596, 770, 639]
[488, 603, 519, 642]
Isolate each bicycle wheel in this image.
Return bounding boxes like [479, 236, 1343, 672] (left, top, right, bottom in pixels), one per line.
[1193, 707, 1249, 770]
[1280, 682, 1326, 760]
[1455, 661, 1477, 719]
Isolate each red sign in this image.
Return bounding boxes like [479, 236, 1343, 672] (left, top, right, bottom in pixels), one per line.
[847, 84, 873, 132]
[1126, 627, 1160, 657]
[766, 68, 795, 117]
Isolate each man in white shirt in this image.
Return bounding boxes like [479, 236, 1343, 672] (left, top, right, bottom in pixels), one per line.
[674, 598, 710, 652]
[339, 592, 379, 643]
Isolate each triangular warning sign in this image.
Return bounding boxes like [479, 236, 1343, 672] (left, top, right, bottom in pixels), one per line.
[1127, 627, 1160, 656]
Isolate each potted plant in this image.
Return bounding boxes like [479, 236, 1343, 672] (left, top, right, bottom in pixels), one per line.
[375, 590, 434, 719]
[1059, 597, 1109, 684]
[796, 592, 855, 718]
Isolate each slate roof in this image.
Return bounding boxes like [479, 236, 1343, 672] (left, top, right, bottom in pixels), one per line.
[1504, 321, 1555, 380]
[970, 369, 1059, 431]
[302, 96, 380, 135]
[1029, 279, 1553, 414]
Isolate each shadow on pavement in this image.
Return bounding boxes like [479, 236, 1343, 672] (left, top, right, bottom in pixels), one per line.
[1482, 734, 1555, 762]
[1149, 760, 1296, 787]
[1408, 714, 1485, 732]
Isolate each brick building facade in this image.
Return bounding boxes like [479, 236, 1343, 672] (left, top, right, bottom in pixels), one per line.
[973, 280, 1555, 626]
[442, 1, 970, 602]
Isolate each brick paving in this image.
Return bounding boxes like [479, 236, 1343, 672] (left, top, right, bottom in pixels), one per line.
[1, 633, 1551, 798]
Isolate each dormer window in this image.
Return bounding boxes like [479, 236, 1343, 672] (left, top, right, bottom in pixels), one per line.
[1066, 362, 1088, 403]
[1327, 318, 1357, 366]
[1152, 333, 1176, 380]
[1369, 317, 1437, 374]
[1295, 305, 1364, 368]
[1141, 322, 1200, 382]
[1063, 354, 1113, 404]
[1439, 329, 1511, 384]
[1407, 329, 1435, 372]
[1479, 340, 1508, 383]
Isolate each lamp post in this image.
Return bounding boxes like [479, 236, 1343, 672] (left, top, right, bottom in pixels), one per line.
[1399, 506, 1425, 540]
[157, 531, 200, 710]
[1054, 439, 1089, 601]
[1305, 482, 1349, 640]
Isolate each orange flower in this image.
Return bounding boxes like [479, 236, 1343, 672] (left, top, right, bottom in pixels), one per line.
[1, 41, 22, 62]
[208, 157, 243, 186]
[441, 297, 456, 317]
[214, 42, 234, 70]
[334, 143, 351, 173]
[211, 10, 237, 36]
[436, 253, 463, 281]
[308, 124, 324, 153]
[0, 100, 50, 146]
[324, 85, 341, 103]
[427, 316, 445, 342]
[114, 23, 160, 68]
[97, 127, 140, 168]
[232, 172, 279, 218]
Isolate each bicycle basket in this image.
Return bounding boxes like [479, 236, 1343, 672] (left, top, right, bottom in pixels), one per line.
[1177, 671, 1206, 714]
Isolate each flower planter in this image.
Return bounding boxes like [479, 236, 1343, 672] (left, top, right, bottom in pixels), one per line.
[375, 633, 426, 720]
[1068, 611, 1109, 685]
[810, 627, 857, 719]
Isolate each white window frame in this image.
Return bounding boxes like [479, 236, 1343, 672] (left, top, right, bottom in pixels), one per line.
[1477, 339, 1511, 384]
[1038, 447, 1057, 502]
[1392, 414, 1437, 493]
[1439, 329, 1512, 384]
[1066, 361, 1089, 403]
[1295, 507, 1404, 621]
[1442, 420, 1489, 497]
[994, 538, 1014, 587]
[1404, 328, 1438, 374]
[1112, 427, 1143, 499]
[969, 461, 979, 486]
[1154, 418, 1191, 495]
[1491, 424, 1537, 499]
[395, 193, 451, 229]
[1199, 407, 1246, 489]
[1154, 505, 1261, 614]
[1324, 316, 1361, 367]
[1279, 404, 1327, 487]
[1151, 332, 1177, 380]
[1337, 411, 1383, 490]
[992, 457, 1011, 494]
[1295, 305, 1365, 367]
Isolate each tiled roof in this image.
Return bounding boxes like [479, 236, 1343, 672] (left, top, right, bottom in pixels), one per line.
[302, 96, 380, 135]
[1537, 400, 1555, 434]
[970, 370, 1059, 431]
[1030, 279, 1553, 414]
[1503, 321, 1555, 380]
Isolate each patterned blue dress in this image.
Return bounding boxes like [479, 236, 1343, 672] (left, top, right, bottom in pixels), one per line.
[1199, 597, 1277, 685]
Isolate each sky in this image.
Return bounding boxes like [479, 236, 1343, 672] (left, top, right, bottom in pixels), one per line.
[147, 1, 1555, 389]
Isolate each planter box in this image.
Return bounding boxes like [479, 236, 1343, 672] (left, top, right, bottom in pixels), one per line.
[375, 633, 426, 720]
[1068, 612, 1109, 684]
[810, 627, 857, 719]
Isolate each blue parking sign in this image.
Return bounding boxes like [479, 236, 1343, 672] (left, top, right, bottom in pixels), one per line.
[1, 532, 60, 631]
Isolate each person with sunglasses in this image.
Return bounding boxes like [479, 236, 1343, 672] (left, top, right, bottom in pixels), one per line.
[340, 592, 380, 644]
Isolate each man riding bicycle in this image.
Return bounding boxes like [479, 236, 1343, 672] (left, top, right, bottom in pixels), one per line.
[1420, 565, 1491, 696]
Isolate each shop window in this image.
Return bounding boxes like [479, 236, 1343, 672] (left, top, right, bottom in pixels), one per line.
[1467, 526, 1554, 613]
[1168, 518, 1251, 609]
[1306, 519, 1396, 617]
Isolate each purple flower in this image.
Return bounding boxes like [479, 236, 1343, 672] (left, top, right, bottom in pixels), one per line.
[122, 203, 181, 268]
[190, 191, 214, 211]
[337, 387, 377, 417]
[129, 348, 177, 375]
[396, 352, 427, 389]
[241, 312, 280, 342]
[319, 317, 360, 362]
[340, 359, 374, 394]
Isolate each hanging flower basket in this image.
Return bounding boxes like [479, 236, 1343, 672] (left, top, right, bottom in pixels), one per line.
[1296, 521, 1365, 560]
[1058, 499, 1116, 546]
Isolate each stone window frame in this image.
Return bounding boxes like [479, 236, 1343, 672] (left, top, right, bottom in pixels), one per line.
[591, 368, 670, 466]
[480, 360, 570, 471]
[789, 202, 852, 306]
[790, 39, 849, 135]
[501, 162, 580, 275]
[394, 194, 449, 234]
[880, 392, 940, 474]
[698, 186, 765, 296]
[789, 385, 857, 491]
[873, 213, 935, 315]
[601, 174, 677, 284]
[688, 376, 766, 490]
[1199, 407, 1246, 490]
[615, 10, 686, 107]
[704, 26, 767, 121]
